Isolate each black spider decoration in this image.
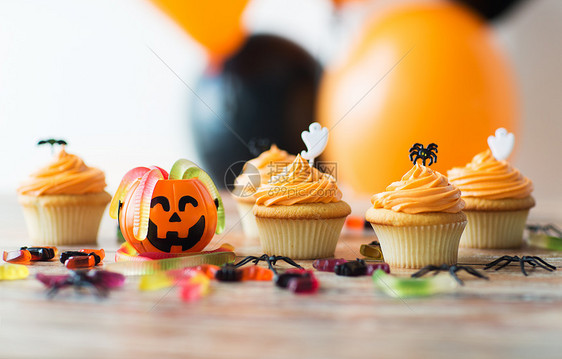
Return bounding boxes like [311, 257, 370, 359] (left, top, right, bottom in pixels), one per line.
[409, 143, 438, 166]
[484, 255, 556, 276]
[37, 139, 67, 147]
[234, 254, 303, 275]
[411, 264, 488, 285]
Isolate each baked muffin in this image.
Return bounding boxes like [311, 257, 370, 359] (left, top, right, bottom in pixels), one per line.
[232, 145, 295, 240]
[253, 155, 351, 259]
[447, 149, 534, 248]
[366, 163, 466, 268]
[17, 147, 111, 245]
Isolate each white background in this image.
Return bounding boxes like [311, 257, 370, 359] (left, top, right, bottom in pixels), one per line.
[0, 0, 561, 218]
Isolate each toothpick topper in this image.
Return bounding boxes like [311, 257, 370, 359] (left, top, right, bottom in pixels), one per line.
[300, 122, 329, 166]
[487, 128, 514, 161]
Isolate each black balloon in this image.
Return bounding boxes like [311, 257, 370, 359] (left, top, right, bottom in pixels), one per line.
[451, 0, 526, 20]
[190, 34, 322, 187]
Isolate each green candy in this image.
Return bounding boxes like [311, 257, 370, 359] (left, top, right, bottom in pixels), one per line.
[372, 269, 456, 298]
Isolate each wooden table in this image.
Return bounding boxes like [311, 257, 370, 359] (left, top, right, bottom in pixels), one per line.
[1, 194, 562, 359]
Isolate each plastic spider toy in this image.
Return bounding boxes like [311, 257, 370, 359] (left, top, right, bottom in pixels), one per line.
[409, 143, 438, 166]
[36, 270, 125, 298]
[484, 255, 556, 276]
[411, 264, 488, 285]
[234, 254, 304, 271]
[234, 254, 317, 294]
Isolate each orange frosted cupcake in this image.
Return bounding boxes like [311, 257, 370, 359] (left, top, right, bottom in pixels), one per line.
[232, 145, 295, 240]
[366, 164, 467, 268]
[447, 150, 534, 248]
[18, 147, 111, 245]
[253, 155, 351, 259]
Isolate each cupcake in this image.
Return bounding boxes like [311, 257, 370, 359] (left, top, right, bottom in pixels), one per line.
[447, 149, 534, 248]
[232, 145, 295, 240]
[253, 155, 351, 259]
[17, 147, 111, 245]
[365, 163, 467, 269]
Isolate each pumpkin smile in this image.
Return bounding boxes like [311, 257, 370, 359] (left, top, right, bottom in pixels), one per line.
[147, 215, 206, 252]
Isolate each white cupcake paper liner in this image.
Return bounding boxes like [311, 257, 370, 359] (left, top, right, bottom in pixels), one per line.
[370, 222, 467, 269]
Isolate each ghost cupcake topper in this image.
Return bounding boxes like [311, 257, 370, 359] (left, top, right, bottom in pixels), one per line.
[487, 128, 514, 161]
[300, 122, 329, 166]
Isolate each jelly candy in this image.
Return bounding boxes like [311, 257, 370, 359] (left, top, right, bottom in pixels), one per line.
[360, 241, 383, 260]
[21, 246, 56, 261]
[365, 262, 390, 275]
[80, 249, 105, 261]
[65, 255, 97, 269]
[139, 272, 175, 291]
[0, 264, 29, 280]
[312, 258, 347, 272]
[215, 264, 243, 282]
[372, 269, 456, 298]
[334, 260, 367, 277]
[240, 266, 274, 281]
[3, 250, 31, 264]
[276, 269, 319, 294]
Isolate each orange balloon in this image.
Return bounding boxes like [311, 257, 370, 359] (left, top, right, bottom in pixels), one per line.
[151, 0, 249, 62]
[318, 1, 517, 194]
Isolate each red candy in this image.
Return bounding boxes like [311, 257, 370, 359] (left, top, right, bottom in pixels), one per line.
[365, 263, 390, 275]
[312, 258, 348, 272]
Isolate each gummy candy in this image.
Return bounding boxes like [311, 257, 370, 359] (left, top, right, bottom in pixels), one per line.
[0, 264, 29, 280]
[312, 258, 347, 272]
[372, 269, 456, 298]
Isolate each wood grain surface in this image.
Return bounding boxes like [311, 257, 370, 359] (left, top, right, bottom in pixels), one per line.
[1, 194, 562, 359]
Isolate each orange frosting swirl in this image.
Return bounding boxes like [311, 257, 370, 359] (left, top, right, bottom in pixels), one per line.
[254, 155, 342, 206]
[372, 164, 464, 214]
[18, 148, 107, 196]
[234, 145, 295, 197]
[447, 149, 533, 200]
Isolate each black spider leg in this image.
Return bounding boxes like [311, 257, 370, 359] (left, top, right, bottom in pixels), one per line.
[484, 255, 517, 270]
[426, 156, 434, 166]
[74, 278, 108, 298]
[276, 256, 304, 270]
[459, 266, 489, 280]
[448, 267, 465, 285]
[46, 280, 70, 299]
[519, 258, 529, 276]
[233, 255, 265, 268]
[545, 224, 562, 237]
[411, 265, 440, 278]
[524, 256, 556, 272]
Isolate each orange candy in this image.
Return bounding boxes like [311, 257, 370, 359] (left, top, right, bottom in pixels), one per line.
[3, 250, 31, 264]
[241, 266, 274, 281]
[318, 2, 517, 194]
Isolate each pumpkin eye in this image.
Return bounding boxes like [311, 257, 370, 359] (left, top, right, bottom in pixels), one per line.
[151, 196, 170, 211]
[178, 196, 198, 211]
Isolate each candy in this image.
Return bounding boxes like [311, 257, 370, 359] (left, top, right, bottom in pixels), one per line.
[21, 246, 57, 261]
[65, 255, 96, 269]
[37, 270, 125, 298]
[80, 249, 105, 261]
[240, 266, 274, 281]
[528, 233, 562, 251]
[139, 272, 175, 291]
[0, 264, 29, 280]
[312, 258, 347, 272]
[365, 262, 390, 275]
[334, 260, 367, 277]
[3, 250, 31, 264]
[372, 269, 456, 298]
[360, 241, 383, 260]
[215, 264, 243, 282]
[276, 269, 319, 294]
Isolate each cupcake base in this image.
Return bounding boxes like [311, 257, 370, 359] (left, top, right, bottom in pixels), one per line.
[255, 217, 347, 259]
[254, 201, 351, 259]
[370, 222, 466, 269]
[460, 210, 530, 249]
[18, 192, 111, 246]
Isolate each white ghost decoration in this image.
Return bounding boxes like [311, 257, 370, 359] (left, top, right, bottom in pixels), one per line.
[487, 128, 514, 161]
[301, 122, 329, 166]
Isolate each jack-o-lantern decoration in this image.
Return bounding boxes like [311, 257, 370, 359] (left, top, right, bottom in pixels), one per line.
[109, 160, 225, 254]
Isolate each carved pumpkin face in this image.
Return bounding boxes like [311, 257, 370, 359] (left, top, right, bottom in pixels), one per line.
[119, 179, 218, 254]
